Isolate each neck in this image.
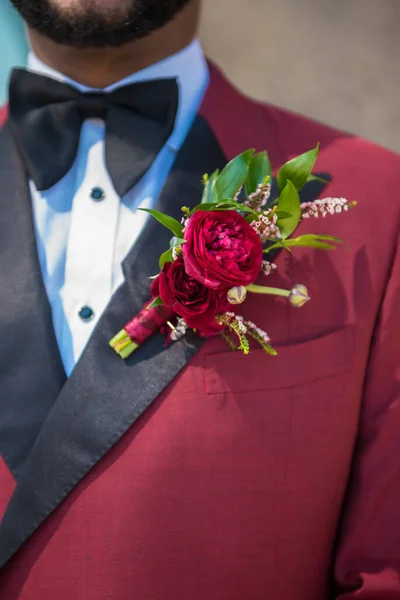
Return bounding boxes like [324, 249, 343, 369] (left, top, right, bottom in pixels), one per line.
[28, 1, 200, 88]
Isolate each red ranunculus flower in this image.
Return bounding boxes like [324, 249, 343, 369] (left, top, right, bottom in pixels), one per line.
[182, 210, 263, 289]
[150, 257, 229, 331]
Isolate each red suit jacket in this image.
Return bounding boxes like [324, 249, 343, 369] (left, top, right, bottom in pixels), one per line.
[0, 63, 399, 600]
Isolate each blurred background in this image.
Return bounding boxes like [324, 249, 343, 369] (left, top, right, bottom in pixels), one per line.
[1, 0, 399, 152]
[201, 0, 399, 152]
[0, 3, 28, 95]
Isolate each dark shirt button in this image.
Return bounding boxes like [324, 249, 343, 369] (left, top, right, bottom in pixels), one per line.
[79, 306, 95, 322]
[90, 187, 106, 201]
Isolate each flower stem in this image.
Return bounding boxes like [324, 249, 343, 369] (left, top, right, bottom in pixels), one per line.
[222, 330, 239, 351]
[119, 341, 139, 359]
[109, 329, 139, 358]
[109, 329, 128, 347]
[247, 284, 290, 297]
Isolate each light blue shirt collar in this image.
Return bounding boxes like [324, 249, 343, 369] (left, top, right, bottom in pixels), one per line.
[27, 39, 209, 152]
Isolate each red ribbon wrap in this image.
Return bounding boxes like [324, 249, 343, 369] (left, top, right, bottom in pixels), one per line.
[124, 303, 175, 346]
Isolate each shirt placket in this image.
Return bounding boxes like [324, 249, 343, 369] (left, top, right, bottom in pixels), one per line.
[60, 122, 120, 368]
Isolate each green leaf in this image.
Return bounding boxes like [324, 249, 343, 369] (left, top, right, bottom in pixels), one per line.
[281, 234, 344, 250]
[276, 210, 292, 220]
[277, 144, 319, 193]
[215, 149, 255, 200]
[265, 234, 343, 253]
[201, 170, 220, 204]
[191, 202, 218, 213]
[307, 173, 330, 184]
[244, 151, 272, 196]
[139, 208, 183, 238]
[264, 344, 278, 356]
[191, 202, 235, 214]
[291, 234, 344, 243]
[191, 201, 257, 216]
[285, 239, 337, 250]
[169, 237, 185, 248]
[263, 240, 292, 253]
[159, 248, 174, 269]
[216, 200, 258, 217]
[277, 181, 301, 239]
[147, 296, 163, 309]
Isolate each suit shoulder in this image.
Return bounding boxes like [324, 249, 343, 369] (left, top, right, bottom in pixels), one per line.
[272, 104, 400, 196]
[204, 62, 399, 174]
[261, 100, 399, 170]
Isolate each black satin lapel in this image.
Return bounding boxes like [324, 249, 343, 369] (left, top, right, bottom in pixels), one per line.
[0, 121, 66, 480]
[0, 115, 227, 569]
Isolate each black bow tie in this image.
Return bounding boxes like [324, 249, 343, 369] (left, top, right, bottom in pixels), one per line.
[8, 68, 179, 197]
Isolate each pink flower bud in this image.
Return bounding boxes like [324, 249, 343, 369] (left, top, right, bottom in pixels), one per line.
[288, 284, 310, 308]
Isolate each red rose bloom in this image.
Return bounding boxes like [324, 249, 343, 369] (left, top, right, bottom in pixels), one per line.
[182, 210, 263, 289]
[150, 257, 229, 331]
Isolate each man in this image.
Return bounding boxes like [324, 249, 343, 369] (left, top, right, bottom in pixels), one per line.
[0, 0, 399, 598]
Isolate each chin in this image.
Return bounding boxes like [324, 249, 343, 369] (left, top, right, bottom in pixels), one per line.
[11, 0, 193, 48]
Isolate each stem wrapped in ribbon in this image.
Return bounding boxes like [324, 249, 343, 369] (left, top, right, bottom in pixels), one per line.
[109, 302, 175, 359]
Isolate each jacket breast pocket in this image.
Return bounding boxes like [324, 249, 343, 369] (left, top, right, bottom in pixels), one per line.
[203, 326, 354, 395]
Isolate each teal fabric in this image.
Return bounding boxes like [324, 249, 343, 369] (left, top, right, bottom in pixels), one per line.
[0, 4, 28, 105]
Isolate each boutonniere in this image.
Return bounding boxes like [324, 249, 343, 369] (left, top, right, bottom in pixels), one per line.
[110, 145, 356, 358]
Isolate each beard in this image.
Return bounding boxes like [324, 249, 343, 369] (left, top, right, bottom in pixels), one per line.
[10, 0, 194, 48]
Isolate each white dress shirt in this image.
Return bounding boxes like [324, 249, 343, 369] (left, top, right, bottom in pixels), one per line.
[27, 40, 209, 376]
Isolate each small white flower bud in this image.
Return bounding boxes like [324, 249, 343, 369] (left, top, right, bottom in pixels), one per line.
[227, 285, 248, 305]
[288, 284, 310, 308]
